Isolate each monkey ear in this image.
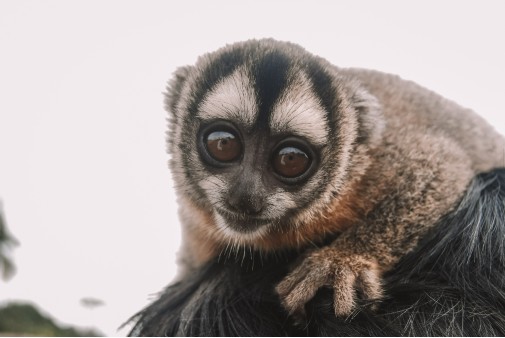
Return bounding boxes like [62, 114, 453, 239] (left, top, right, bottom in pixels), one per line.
[352, 87, 385, 147]
[164, 66, 191, 117]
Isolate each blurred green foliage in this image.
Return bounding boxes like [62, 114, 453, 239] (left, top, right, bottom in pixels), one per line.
[0, 202, 18, 281]
[0, 303, 102, 336]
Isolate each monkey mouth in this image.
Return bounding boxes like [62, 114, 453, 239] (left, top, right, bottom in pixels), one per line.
[215, 208, 272, 233]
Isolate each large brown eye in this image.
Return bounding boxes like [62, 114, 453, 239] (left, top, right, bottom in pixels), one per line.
[205, 130, 242, 162]
[273, 146, 310, 178]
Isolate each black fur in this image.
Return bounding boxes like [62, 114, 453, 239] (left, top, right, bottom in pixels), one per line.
[253, 50, 290, 129]
[128, 168, 505, 336]
[304, 58, 339, 124]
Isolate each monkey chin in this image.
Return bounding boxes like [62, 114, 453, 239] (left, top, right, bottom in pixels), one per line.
[213, 211, 272, 245]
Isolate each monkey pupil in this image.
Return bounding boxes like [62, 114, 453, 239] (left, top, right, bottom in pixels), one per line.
[217, 139, 229, 151]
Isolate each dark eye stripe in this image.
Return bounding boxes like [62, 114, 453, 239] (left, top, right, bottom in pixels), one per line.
[189, 49, 246, 115]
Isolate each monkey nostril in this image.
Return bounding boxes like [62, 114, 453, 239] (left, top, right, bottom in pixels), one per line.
[227, 195, 264, 215]
[248, 200, 264, 215]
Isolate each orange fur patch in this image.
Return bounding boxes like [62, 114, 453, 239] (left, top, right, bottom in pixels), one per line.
[255, 182, 371, 251]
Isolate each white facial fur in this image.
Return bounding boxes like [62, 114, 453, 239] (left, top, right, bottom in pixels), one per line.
[213, 213, 270, 244]
[198, 66, 257, 126]
[270, 72, 329, 146]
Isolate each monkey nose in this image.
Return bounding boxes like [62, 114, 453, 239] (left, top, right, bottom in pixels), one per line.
[227, 194, 264, 215]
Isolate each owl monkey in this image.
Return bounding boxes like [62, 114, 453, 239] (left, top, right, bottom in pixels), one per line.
[165, 39, 505, 317]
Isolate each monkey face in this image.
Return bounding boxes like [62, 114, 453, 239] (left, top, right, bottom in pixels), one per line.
[183, 66, 333, 242]
[166, 39, 383, 247]
[195, 117, 322, 236]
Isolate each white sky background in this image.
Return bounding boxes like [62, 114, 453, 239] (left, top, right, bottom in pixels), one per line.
[0, 0, 504, 336]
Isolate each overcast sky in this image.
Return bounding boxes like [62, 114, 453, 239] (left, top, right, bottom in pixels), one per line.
[1, 0, 504, 336]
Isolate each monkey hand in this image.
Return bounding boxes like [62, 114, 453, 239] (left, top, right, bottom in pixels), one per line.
[275, 247, 383, 319]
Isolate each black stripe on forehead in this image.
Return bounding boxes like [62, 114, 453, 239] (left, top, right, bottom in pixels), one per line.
[304, 60, 337, 118]
[188, 49, 246, 115]
[253, 51, 291, 128]
[304, 59, 340, 138]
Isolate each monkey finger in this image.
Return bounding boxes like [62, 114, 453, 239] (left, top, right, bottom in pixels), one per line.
[356, 268, 383, 310]
[275, 259, 319, 297]
[280, 269, 330, 315]
[333, 266, 357, 317]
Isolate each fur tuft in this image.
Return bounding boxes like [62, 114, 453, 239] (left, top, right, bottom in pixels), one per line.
[164, 66, 191, 117]
[128, 168, 505, 336]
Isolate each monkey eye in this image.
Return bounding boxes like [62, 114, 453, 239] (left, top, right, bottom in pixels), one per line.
[204, 130, 242, 163]
[272, 146, 311, 179]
